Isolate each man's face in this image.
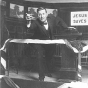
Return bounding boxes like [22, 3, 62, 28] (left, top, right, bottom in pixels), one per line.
[38, 9, 47, 23]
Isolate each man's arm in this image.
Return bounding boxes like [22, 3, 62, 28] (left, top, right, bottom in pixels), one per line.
[56, 16, 76, 32]
[26, 13, 36, 32]
[56, 16, 68, 29]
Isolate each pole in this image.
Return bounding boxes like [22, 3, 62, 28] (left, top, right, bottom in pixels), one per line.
[77, 42, 82, 81]
[0, 0, 2, 75]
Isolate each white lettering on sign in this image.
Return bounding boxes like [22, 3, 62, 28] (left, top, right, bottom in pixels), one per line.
[71, 11, 88, 26]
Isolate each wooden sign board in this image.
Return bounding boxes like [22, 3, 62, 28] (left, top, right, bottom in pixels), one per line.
[71, 11, 88, 26]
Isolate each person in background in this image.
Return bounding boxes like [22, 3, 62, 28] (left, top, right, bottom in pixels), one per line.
[26, 7, 70, 81]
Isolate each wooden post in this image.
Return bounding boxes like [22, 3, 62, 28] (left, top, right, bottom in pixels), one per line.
[77, 42, 82, 81]
[0, 0, 1, 74]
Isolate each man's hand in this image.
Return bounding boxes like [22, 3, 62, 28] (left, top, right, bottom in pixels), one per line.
[26, 13, 35, 20]
[67, 27, 76, 30]
[26, 13, 35, 28]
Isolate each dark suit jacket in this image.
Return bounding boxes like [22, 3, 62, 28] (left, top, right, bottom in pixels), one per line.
[27, 16, 68, 40]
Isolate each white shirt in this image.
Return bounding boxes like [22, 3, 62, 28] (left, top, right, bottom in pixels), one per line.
[44, 23, 48, 30]
[43, 20, 48, 30]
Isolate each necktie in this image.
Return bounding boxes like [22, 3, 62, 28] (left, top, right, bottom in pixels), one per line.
[43, 22, 47, 25]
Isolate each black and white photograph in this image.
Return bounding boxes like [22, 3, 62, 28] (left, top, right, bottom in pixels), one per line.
[0, 0, 88, 88]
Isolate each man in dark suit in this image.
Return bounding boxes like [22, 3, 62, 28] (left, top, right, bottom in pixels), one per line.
[26, 7, 68, 81]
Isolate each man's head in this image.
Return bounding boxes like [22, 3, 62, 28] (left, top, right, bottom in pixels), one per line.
[37, 7, 47, 23]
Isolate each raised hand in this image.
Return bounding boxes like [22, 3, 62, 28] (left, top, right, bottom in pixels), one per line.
[26, 13, 35, 20]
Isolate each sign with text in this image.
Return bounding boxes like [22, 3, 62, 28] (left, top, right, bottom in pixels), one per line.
[71, 11, 88, 26]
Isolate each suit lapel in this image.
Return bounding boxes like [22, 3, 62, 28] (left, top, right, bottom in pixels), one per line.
[36, 18, 53, 37]
[36, 19, 48, 36]
[47, 18, 53, 35]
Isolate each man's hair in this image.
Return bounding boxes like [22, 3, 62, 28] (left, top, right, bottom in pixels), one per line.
[37, 7, 47, 13]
